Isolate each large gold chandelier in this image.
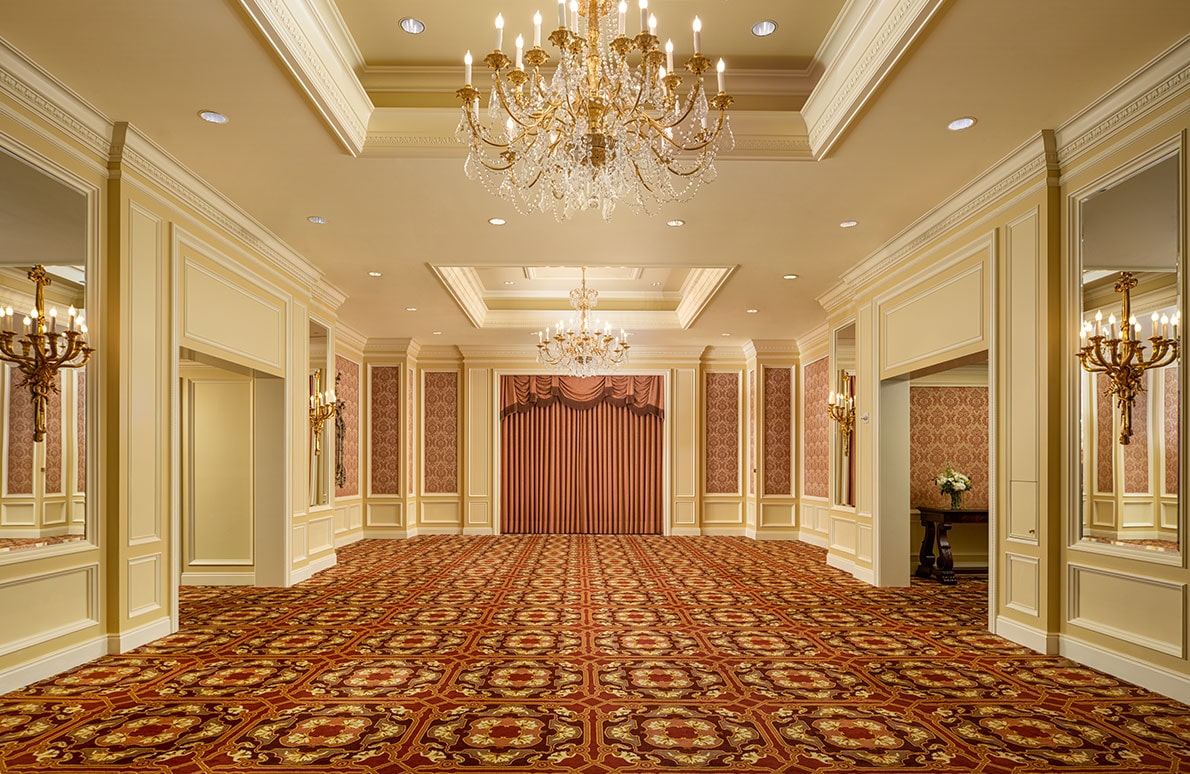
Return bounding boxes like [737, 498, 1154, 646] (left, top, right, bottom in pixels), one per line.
[456, 0, 734, 220]
[537, 268, 630, 375]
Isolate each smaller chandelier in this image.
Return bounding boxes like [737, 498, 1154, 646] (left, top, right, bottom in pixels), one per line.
[537, 268, 629, 376]
[309, 368, 337, 456]
[0, 265, 91, 442]
[1078, 271, 1179, 445]
[827, 380, 856, 449]
[456, 0, 733, 220]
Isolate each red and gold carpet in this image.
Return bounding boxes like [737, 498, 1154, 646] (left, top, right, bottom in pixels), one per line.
[2, 535, 1189, 771]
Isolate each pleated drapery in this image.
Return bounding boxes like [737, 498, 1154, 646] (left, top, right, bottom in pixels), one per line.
[500, 375, 663, 534]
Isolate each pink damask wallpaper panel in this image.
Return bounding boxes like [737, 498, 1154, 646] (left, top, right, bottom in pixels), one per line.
[1096, 373, 1114, 493]
[748, 370, 756, 496]
[802, 357, 829, 499]
[1165, 367, 1179, 496]
[335, 355, 361, 498]
[704, 372, 739, 494]
[7, 368, 32, 495]
[369, 366, 401, 495]
[44, 372, 63, 495]
[1123, 384, 1149, 494]
[763, 367, 792, 496]
[423, 371, 459, 494]
[909, 386, 989, 509]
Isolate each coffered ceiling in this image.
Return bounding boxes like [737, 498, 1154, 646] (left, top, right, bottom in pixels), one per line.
[0, 1, 1186, 349]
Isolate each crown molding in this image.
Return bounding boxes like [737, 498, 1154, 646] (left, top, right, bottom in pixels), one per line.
[701, 346, 748, 366]
[802, 0, 946, 158]
[746, 339, 800, 358]
[312, 276, 349, 314]
[118, 124, 323, 291]
[676, 266, 737, 327]
[0, 36, 111, 169]
[429, 265, 487, 328]
[363, 337, 414, 358]
[815, 280, 855, 316]
[796, 322, 830, 361]
[415, 345, 462, 366]
[334, 321, 367, 355]
[1055, 36, 1189, 169]
[237, 0, 372, 156]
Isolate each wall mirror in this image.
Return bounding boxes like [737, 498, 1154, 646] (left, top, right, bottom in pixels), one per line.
[308, 320, 331, 507]
[833, 322, 857, 508]
[1078, 149, 1181, 554]
[0, 147, 88, 556]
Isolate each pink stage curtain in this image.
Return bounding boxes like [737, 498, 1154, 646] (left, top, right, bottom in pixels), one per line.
[501, 375, 663, 534]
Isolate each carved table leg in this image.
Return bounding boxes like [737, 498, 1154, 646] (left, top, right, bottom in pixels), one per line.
[915, 516, 936, 578]
[936, 521, 957, 585]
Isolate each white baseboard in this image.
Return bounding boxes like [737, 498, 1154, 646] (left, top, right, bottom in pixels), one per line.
[825, 551, 874, 584]
[0, 635, 106, 695]
[414, 526, 464, 536]
[462, 526, 496, 535]
[290, 552, 337, 585]
[798, 530, 828, 548]
[180, 572, 255, 586]
[334, 530, 365, 548]
[107, 616, 172, 653]
[669, 527, 702, 537]
[754, 529, 800, 541]
[994, 615, 1057, 654]
[699, 526, 749, 537]
[362, 528, 414, 539]
[1061, 633, 1190, 704]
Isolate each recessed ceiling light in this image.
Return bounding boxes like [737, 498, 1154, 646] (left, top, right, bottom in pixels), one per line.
[405, 307, 417, 312]
[651, 281, 662, 287]
[746, 308, 759, 314]
[198, 109, 228, 124]
[432, 331, 442, 335]
[782, 273, 799, 280]
[307, 215, 327, 224]
[399, 16, 425, 34]
[368, 271, 383, 277]
[488, 217, 507, 226]
[504, 280, 516, 285]
[721, 332, 732, 337]
[947, 116, 977, 131]
[666, 219, 685, 227]
[839, 220, 858, 228]
[751, 20, 777, 37]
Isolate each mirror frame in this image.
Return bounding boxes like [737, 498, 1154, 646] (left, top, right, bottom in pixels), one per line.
[308, 316, 333, 509]
[0, 139, 99, 565]
[1068, 135, 1185, 564]
[831, 319, 858, 509]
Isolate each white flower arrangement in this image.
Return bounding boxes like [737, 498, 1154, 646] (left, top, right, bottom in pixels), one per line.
[935, 464, 972, 507]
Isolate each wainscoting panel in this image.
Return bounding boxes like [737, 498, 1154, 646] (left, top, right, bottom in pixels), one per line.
[0, 564, 98, 657]
[703, 501, 743, 526]
[126, 554, 162, 618]
[1005, 552, 1039, 615]
[1068, 564, 1185, 657]
[367, 502, 403, 528]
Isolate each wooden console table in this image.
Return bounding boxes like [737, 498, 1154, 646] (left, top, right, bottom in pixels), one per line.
[913, 505, 989, 585]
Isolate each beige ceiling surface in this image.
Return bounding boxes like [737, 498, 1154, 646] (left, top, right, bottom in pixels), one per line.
[0, 1, 1186, 349]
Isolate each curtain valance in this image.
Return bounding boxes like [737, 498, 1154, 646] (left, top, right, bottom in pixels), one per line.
[500, 375, 663, 418]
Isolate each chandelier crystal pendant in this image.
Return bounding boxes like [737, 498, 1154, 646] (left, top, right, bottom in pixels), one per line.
[456, 0, 734, 220]
[537, 268, 630, 376]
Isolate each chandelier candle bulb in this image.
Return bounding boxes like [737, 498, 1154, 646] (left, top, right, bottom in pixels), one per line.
[693, 16, 702, 54]
[515, 35, 524, 69]
[48, 307, 56, 333]
[649, 14, 657, 35]
[618, 1, 627, 35]
[570, 0, 579, 31]
[464, 51, 472, 84]
[639, 0, 648, 32]
[495, 14, 504, 50]
[534, 11, 542, 46]
[665, 38, 673, 70]
[557, 0, 566, 27]
[717, 58, 725, 92]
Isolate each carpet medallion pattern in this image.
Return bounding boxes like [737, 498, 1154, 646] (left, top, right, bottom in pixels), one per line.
[2, 535, 1190, 772]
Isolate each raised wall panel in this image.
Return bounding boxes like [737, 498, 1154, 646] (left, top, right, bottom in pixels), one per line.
[672, 500, 696, 526]
[703, 501, 743, 525]
[674, 368, 697, 499]
[1007, 480, 1039, 542]
[1160, 502, 1177, 529]
[829, 516, 857, 553]
[41, 502, 67, 526]
[349, 503, 362, 529]
[291, 523, 307, 562]
[881, 262, 986, 376]
[127, 554, 162, 617]
[1121, 501, 1155, 527]
[0, 565, 98, 656]
[128, 204, 162, 544]
[421, 501, 461, 526]
[181, 256, 284, 372]
[856, 524, 873, 562]
[760, 503, 795, 528]
[468, 501, 490, 526]
[368, 502, 403, 527]
[1, 503, 35, 526]
[467, 369, 491, 499]
[1005, 553, 1039, 615]
[1069, 564, 1185, 657]
[1092, 498, 1116, 528]
[308, 516, 334, 553]
[1006, 213, 1040, 482]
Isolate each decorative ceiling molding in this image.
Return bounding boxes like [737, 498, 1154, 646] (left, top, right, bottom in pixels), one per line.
[363, 336, 415, 357]
[237, 0, 373, 156]
[815, 280, 856, 316]
[430, 265, 488, 328]
[676, 267, 737, 328]
[334, 321, 367, 354]
[802, 0, 946, 159]
[312, 275, 349, 313]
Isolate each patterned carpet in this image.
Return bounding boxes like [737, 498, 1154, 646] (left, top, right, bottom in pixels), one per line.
[2, 535, 1189, 772]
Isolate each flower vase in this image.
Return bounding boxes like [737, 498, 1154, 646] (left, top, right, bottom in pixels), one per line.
[949, 491, 964, 510]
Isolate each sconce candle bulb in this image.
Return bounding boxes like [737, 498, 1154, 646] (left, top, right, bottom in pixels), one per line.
[308, 368, 337, 456]
[1076, 271, 1179, 444]
[826, 377, 856, 447]
[0, 265, 93, 442]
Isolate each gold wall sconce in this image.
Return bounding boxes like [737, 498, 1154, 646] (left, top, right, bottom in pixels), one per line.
[309, 368, 337, 456]
[1078, 270, 1179, 444]
[0, 265, 91, 442]
[827, 379, 856, 448]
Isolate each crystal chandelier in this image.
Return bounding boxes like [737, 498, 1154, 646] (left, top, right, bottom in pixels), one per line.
[537, 268, 630, 375]
[456, 0, 734, 220]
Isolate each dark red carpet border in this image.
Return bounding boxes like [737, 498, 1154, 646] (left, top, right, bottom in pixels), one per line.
[2, 535, 1189, 772]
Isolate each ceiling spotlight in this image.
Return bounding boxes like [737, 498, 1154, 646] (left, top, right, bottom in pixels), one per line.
[751, 20, 777, 37]
[651, 281, 663, 287]
[405, 307, 417, 312]
[504, 280, 516, 285]
[947, 116, 977, 131]
[721, 332, 732, 337]
[488, 217, 507, 226]
[198, 110, 228, 124]
[782, 273, 799, 280]
[399, 17, 425, 34]
[839, 220, 858, 228]
[307, 215, 327, 224]
[666, 219, 685, 227]
[746, 308, 759, 314]
[432, 331, 442, 335]
[368, 271, 383, 277]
